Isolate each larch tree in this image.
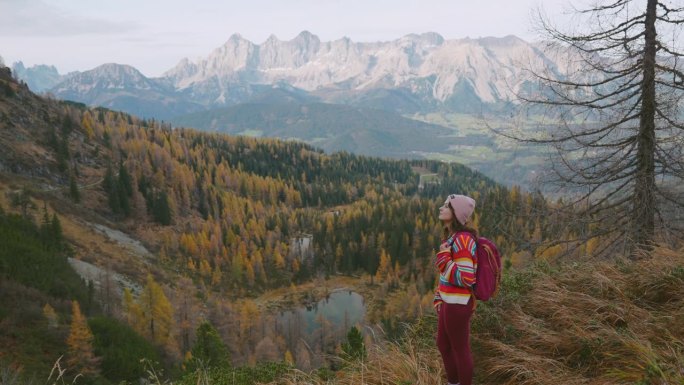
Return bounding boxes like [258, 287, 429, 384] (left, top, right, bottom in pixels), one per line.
[517, 0, 684, 253]
[122, 287, 142, 329]
[284, 350, 294, 366]
[66, 301, 99, 377]
[175, 276, 199, 355]
[43, 303, 58, 328]
[138, 274, 174, 347]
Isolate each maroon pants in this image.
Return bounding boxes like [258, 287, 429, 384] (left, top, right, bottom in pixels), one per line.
[437, 301, 474, 385]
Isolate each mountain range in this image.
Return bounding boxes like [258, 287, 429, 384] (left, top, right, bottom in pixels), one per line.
[11, 32, 557, 119]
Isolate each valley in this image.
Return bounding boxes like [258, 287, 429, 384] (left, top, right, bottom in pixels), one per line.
[1, 67, 548, 380]
[9, 33, 567, 189]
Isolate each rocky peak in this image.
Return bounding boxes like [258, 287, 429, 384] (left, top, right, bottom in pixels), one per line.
[11, 61, 64, 92]
[292, 30, 320, 46]
[164, 57, 198, 82]
[257, 31, 322, 69]
[399, 32, 445, 47]
[91, 63, 147, 81]
[52, 63, 156, 93]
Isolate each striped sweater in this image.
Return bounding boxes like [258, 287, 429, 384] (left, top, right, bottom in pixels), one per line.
[434, 232, 477, 306]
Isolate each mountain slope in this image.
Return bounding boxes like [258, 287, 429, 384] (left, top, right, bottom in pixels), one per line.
[171, 102, 454, 158]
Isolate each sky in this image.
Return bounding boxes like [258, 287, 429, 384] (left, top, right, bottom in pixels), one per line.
[0, 0, 571, 77]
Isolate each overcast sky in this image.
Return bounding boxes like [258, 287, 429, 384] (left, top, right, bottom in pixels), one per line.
[0, 0, 572, 77]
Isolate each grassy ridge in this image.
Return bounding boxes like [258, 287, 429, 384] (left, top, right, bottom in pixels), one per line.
[275, 247, 684, 385]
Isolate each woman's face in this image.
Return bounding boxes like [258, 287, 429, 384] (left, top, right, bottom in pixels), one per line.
[438, 200, 454, 222]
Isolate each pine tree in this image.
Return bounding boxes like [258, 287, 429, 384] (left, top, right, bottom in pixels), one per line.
[188, 321, 229, 370]
[341, 326, 366, 361]
[118, 162, 133, 216]
[50, 213, 63, 248]
[39, 203, 51, 246]
[103, 165, 120, 214]
[69, 174, 80, 203]
[153, 191, 172, 225]
[56, 137, 70, 173]
[66, 301, 99, 377]
[61, 114, 74, 136]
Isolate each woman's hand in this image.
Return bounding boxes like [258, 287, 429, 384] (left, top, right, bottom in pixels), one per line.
[439, 241, 451, 252]
[436, 242, 452, 272]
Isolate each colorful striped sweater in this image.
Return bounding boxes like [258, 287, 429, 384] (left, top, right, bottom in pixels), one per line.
[434, 232, 477, 306]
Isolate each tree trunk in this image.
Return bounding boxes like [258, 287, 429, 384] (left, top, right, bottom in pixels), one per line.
[633, 0, 658, 250]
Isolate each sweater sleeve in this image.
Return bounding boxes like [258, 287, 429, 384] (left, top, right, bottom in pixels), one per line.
[435, 248, 452, 273]
[443, 234, 477, 288]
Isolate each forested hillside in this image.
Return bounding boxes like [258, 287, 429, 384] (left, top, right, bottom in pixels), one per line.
[1, 65, 565, 383]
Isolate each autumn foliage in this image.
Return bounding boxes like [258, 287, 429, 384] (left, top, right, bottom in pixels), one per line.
[66, 301, 99, 377]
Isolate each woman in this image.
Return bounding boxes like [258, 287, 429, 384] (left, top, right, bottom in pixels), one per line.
[434, 193, 477, 385]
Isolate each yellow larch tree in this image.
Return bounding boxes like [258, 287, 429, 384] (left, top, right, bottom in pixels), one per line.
[43, 303, 58, 328]
[211, 264, 223, 286]
[81, 111, 94, 140]
[122, 287, 143, 332]
[284, 349, 294, 366]
[199, 258, 212, 279]
[375, 249, 392, 282]
[138, 274, 175, 347]
[66, 301, 99, 377]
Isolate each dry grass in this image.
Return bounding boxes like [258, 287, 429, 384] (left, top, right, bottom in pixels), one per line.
[276, 331, 445, 385]
[271, 246, 684, 385]
[476, 246, 684, 385]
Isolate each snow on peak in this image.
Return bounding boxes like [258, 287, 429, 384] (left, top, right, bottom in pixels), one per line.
[162, 33, 558, 104]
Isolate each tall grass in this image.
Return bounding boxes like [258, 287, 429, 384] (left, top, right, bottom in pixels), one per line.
[274, 246, 684, 385]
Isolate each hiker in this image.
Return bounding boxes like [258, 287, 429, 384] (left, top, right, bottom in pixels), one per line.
[434, 193, 477, 385]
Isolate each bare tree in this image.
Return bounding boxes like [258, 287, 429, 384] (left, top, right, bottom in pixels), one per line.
[98, 262, 120, 316]
[514, 0, 684, 253]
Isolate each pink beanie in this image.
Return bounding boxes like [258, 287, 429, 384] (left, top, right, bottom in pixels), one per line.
[446, 194, 476, 226]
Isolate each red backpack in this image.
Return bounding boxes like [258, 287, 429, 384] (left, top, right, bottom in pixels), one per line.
[473, 237, 502, 301]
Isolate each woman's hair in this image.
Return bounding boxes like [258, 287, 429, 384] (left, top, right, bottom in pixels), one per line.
[442, 202, 478, 239]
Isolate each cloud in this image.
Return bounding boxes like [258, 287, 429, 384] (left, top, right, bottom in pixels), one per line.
[0, 0, 139, 36]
